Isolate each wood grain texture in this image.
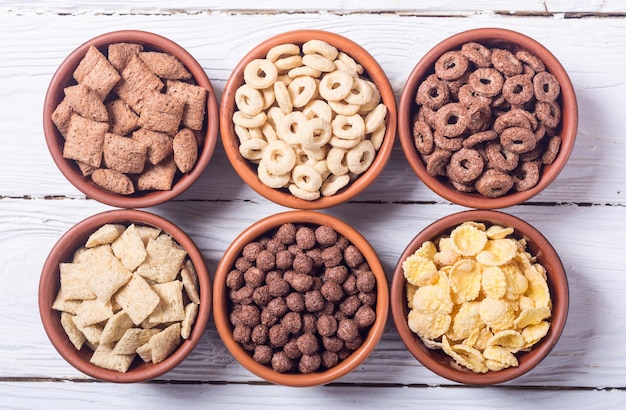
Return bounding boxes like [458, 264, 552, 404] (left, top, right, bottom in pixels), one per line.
[2, 2, 626, 407]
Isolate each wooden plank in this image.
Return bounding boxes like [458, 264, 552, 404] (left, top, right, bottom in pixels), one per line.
[1, 198, 625, 388]
[1, 380, 625, 409]
[0, 13, 625, 204]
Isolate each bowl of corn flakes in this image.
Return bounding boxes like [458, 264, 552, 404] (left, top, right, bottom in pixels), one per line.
[390, 209, 568, 384]
[219, 29, 397, 210]
[43, 30, 219, 208]
[38, 209, 211, 382]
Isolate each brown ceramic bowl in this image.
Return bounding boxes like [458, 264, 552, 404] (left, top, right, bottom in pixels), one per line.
[390, 209, 568, 384]
[213, 210, 389, 386]
[39, 209, 211, 382]
[43, 30, 219, 208]
[398, 28, 578, 208]
[220, 30, 397, 210]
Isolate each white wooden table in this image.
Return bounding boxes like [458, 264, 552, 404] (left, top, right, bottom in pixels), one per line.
[1, 1, 625, 408]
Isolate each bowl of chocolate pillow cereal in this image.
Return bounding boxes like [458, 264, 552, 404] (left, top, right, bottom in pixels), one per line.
[43, 30, 219, 208]
[398, 28, 578, 208]
[213, 210, 389, 387]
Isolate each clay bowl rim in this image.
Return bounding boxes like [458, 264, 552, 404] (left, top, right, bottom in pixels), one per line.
[398, 27, 578, 209]
[390, 209, 569, 385]
[38, 209, 212, 383]
[219, 29, 398, 210]
[42, 29, 220, 209]
[213, 210, 390, 387]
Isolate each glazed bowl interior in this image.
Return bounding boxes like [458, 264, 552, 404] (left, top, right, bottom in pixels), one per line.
[39, 209, 211, 383]
[398, 28, 578, 209]
[213, 210, 389, 387]
[390, 209, 568, 385]
[220, 29, 397, 210]
[43, 30, 219, 208]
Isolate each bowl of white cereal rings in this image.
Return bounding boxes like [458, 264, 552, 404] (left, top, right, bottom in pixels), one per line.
[219, 30, 397, 210]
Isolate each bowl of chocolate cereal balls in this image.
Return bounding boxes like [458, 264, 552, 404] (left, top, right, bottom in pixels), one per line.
[390, 209, 569, 384]
[220, 30, 397, 210]
[213, 210, 389, 386]
[398, 28, 578, 208]
[43, 30, 219, 208]
[39, 209, 211, 383]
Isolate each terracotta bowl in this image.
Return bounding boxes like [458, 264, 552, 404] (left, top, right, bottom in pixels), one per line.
[398, 28, 578, 208]
[213, 210, 389, 386]
[43, 30, 219, 208]
[390, 209, 568, 385]
[220, 29, 397, 209]
[39, 209, 211, 382]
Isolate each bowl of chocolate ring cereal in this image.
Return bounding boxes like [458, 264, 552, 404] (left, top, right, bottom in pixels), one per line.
[220, 30, 397, 209]
[390, 209, 569, 384]
[43, 30, 220, 208]
[39, 209, 211, 383]
[213, 210, 389, 386]
[398, 28, 578, 208]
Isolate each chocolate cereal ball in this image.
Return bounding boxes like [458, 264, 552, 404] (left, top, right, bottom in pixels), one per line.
[226, 269, 245, 290]
[304, 289, 325, 312]
[343, 245, 364, 268]
[268, 277, 290, 297]
[298, 353, 321, 374]
[342, 274, 358, 295]
[315, 225, 338, 247]
[251, 324, 269, 345]
[275, 249, 294, 270]
[242, 241, 263, 261]
[296, 332, 319, 356]
[337, 318, 359, 342]
[267, 297, 288, 317]
[230, 285, 254, 305]
[244, 266, 265, 288]
[253, 344, 273, 364]
[271, 351, 294, 373]
[289, 272, 314, 292]
[355, 304, 377, 328]
[265, 238, 286, 253]
[285, 292, 305, 312]
[321, 350, 340, 369]
[322, 336, 344, 353]
[295, 226, 316, 250]
[339, 295, 361, 316]
[235, 256, 252, 272]
[238, 304, 261, 327]
[302, 313, 318, 334]
[321, 280, 344, 303]
[293, 253, 314, 274]
[321, 246, 343, 267]
[283, 337, 302, 359]
[356, 270, 376, 293]
[324, 265, 348, 284]
[256, 249, 276, 272]
[252, 285, 272, 306]
[269, 324, 289, 348]
[281, 311, 302, 334]
[317, 314, 338, 337]
[233, 324, 251, 344]
[276, 223, 297, 245]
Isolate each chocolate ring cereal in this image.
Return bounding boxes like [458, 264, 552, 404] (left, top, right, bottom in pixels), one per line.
[500, 127, 537, 154]
[512, 160, 540, 192]
[434, 103, 468, 138]
[244, 59, 279, 89]
[541, 135, 562, 165]
[318, 70, 354, 102]
[515, 50, 546, 73]
[266, 43, 300, 63]
[331, 114, 365, 141]
[292, 164, 323, 192]
[458, 84, 491, 108]
[416, 74, 451, 110]
[321, 174, 351, 196]
[466, 103, 492, 132]
[302, 54, 336, 73]
[535, 101, 561, 129]
[474, 169, 514, 198]
[468, 68, 503, 97]
[303, 39, 339, 61]
[425, 149, 452, 177]
[446, 148, 484, 183]
[412, 120, 435, 155]
[533, 71, 561, 102]
[434, 129, 464, 151]
[434, 51, 469, 81]
[493, 109, 534, 134]
[462, 130, 497, 148]
[347, 140, 376, 175]
[258, 163, 290, 188]
[288, 76, 318, 108]
[502, 75, 534, 105]
[485, 141, 519, 172]
[461, 42, 492, 68]
[235, 84, 264, 116]
[490, 48, 523, 76]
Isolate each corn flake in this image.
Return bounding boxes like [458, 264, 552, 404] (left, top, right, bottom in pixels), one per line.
[402, 253, 438, 286]
[450, 222, 488, 256]
[449, 259, 481, 302]
[408, 309, 451, 340]
[476, 238, 517, 266]
[522, 321, 551, 347]
[481, 266, 507, 299]
[442, 336, 487, 374]
[484, 345, 518, 371]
